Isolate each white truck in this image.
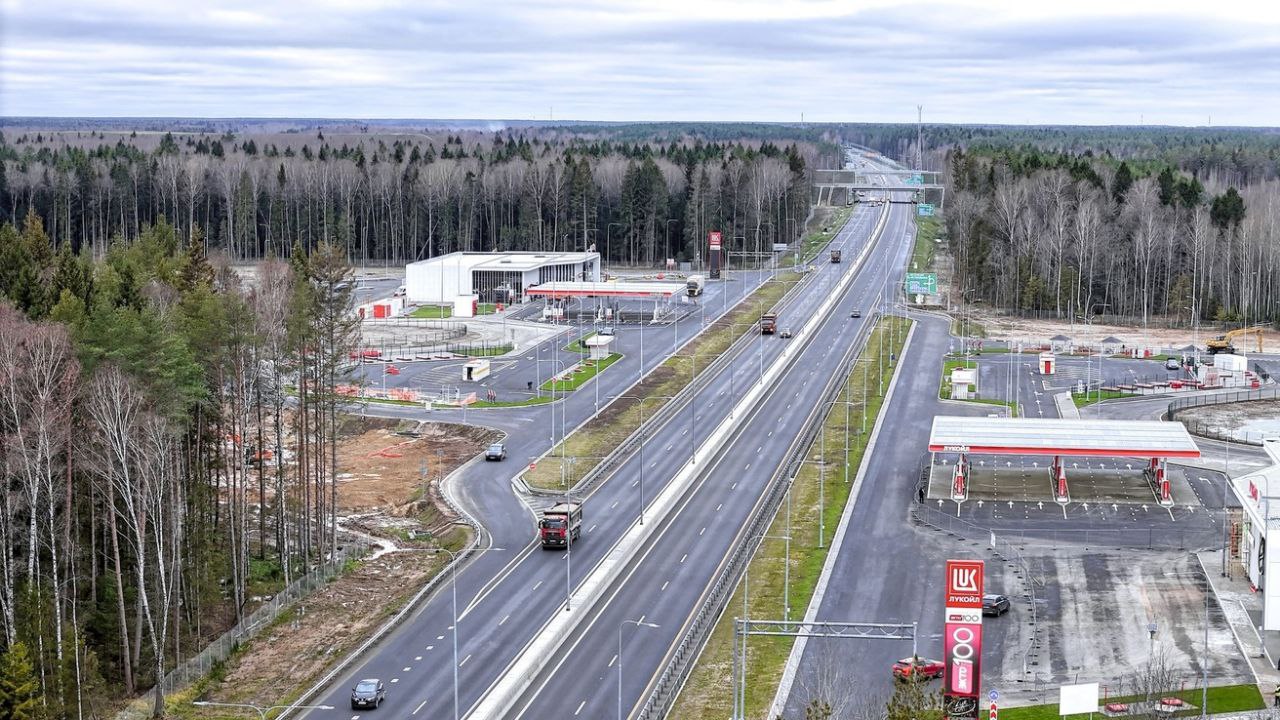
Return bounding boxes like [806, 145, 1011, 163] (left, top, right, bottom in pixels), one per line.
[686, 275, 705, 297]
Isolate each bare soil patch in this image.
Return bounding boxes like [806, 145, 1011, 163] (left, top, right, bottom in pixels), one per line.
[969, 308, 1280, 352]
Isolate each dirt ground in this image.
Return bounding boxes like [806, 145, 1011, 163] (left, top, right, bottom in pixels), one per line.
[205, 551, 447, 710]
[187, 418, 495, 715]
[970, 308, 1280, 352]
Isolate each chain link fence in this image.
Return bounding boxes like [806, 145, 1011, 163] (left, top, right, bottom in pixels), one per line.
[1167, 386, 1280, 446]
[114, 543, 368, 720]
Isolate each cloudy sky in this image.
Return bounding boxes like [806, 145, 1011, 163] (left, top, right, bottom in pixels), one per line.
[1, 0, 1277, 125]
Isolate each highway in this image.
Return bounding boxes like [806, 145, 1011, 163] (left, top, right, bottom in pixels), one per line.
[298, 169, 891, 719]
[505, 187, 917, 718]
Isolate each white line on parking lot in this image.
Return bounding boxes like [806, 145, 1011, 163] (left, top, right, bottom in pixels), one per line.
[661, 581, 669, 591]
[588, 524, 598, 533]
[715, 503, 722, 511]
[460, 654, 472, 667]
[403, 666, 411, 672]
[699, 527, 706, 536]
[680, 554, 687, 563]
[500, 614, 509, 626]
[533, 580, 543, 591]
[413, 700, 427, 715]
[731, 482, 738, 490]
[608, 654, 617, 668]
[415, 655, 422, 661]
[575, 701, 586, 715]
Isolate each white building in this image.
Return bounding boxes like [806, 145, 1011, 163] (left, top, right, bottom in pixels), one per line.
[1230, 439, 1280, 632]
[405, 251, 601, 305]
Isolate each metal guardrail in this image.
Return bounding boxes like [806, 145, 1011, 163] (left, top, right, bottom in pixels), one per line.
[635, 313, 880, 720]
[529, 262, 835, 500]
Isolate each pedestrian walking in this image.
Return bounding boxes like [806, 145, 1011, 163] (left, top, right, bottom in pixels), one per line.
[1271, 682, 1280, 708]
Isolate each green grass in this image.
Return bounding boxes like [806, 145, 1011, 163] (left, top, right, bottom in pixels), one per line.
[672, 316, 912, 719]
[456, 343, 513, 357]
[911, 214, 942, 274]
[938, 357, 1019, 416]
[408, 303, 497, 319]
[409, 305, 452, 318]
[565, 332, 597, 354]
[469, 395, 557, 409]
[524, 270, 804, 491]
[1072, 389, 1138, 407]
[1000, 684, 1263, 720]
[950, 314, 989, 338]
[540, 353, 622, 392]
[785, 206, 854, 266]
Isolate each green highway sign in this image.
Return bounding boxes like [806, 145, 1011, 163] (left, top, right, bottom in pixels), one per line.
[917, 203, 935, 216]
[905, 272, 937, 295]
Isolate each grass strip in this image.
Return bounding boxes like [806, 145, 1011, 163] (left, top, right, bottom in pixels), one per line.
[670, 315, 911, 719]
[540, 353, 622, 393]
[524, 272, 801, 491]
[938, 357, 1019, 416]
[999, 684, 1263, 720]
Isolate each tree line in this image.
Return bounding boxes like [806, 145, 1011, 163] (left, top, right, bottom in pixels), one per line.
[0, 212, 359, 717]
[0, 129, 824, 267]
[941, 145, 1278, 326]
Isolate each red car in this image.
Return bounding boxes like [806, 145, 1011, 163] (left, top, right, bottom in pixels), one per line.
[892, 656, 945, 681]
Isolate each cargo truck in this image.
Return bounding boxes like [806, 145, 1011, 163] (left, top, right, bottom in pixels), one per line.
[686, 275, 705, 297]
[830, 249, 842, 263]
[539, 502, 582, 548]
[760, 313, 778, 335]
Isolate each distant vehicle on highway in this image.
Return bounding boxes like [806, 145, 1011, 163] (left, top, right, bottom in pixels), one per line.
[983, 593, 1011, 616]
[1165, 358, 1181, 370]
[760, 313, 778, 335]
[540, 502, 582, 548]
[891, 656, 944, 681]
[485, 443, 507, 461]
[686, 275, 706, 296]
[779, 328, 793, 339]
[351, 679, 385, 710]
[850, 310, 862, 318]
[830, 249, 842, 263]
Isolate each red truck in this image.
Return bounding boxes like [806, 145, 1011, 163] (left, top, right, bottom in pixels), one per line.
[760, 313, 778, 335]
[539, 502, 582, 549]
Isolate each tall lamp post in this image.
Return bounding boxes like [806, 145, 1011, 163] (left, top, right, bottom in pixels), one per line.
[609, 394, 675, 526]
[735, 532, 791, 719]
[617, 619, 660, 720]
[193, 702, 334, 720]
[422, 545, 504, 720]
[672, 352, 714, 465]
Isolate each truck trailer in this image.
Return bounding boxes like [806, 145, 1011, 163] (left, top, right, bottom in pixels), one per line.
[539, 502, 582, 548]
[686, 275, 705, 297]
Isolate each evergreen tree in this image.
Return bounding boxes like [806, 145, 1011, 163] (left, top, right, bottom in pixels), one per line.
[0, 642, 40, 720]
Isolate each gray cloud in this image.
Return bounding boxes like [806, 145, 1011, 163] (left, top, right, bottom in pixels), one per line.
[1, 0, 1277, 125]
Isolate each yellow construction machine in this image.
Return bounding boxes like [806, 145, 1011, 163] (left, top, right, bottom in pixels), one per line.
[1206, 325, 1265, 354]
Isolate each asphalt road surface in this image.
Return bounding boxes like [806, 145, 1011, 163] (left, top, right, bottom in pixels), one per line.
[298, 190, 892, 718]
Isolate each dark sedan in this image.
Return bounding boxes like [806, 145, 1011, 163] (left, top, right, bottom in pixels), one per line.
[351, 678, 385, 710]
[983, 593, 1011, 616]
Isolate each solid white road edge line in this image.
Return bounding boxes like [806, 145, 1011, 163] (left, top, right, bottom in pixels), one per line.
[767, 319, 918, 718]
[465, 203, 889, 720]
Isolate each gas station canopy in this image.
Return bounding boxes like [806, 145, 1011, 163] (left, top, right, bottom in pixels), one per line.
[526, 281, 688, 299]
[928, 417, 1200, 459]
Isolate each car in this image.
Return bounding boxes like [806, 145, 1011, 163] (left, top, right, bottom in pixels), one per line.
[850, 310, 862, 318]
[1165, 358, 1181, 370]
[485, 442, 506, 461]
[393, 285, 406, 297]
[983, 593, 1012, 616]
[351, 678, 384, 710]
[598, 326, 616, 336]
[891, 656, 944, 681]
[779, 328, 793, 338]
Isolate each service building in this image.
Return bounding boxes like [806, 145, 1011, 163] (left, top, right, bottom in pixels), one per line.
[404, 251, 601, 304]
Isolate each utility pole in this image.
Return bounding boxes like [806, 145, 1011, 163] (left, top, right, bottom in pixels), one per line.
[916, 104, 923, 171]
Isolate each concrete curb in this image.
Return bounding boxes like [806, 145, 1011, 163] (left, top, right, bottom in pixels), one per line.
[768, 318, 917, 717]
[468, 202, 890, 720]
[278, 449, 492, 719]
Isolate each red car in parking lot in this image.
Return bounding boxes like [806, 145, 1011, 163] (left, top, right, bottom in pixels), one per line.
[892, 656, 945, 681]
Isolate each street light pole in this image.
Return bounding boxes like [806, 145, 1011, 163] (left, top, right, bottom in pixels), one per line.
[609, 394, 675, 526]
[618, 619, 660, 720]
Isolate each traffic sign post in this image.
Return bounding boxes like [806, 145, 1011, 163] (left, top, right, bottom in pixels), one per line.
[905, 273, 937, 295]
[918, 203, 935, 216]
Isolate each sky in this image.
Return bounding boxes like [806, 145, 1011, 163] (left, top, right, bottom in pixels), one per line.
[1, 0, 1278, 125]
